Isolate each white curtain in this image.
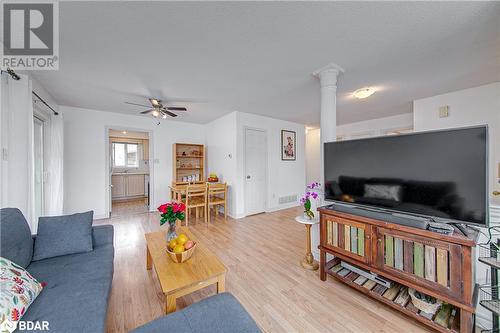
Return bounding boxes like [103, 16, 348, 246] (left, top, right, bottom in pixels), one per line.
[44, 111, 64, 216]
[0, 73, 35, 229]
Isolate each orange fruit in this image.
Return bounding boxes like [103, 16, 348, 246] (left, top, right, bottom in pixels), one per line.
[177, 234, 188, 246]
[173, 244, 185, 254]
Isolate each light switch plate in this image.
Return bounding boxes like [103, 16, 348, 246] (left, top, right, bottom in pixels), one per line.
[439, 106, 449, 118]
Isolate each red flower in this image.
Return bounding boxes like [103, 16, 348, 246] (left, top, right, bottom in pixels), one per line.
[172, 203, 181, 213]
[157, 204, 168, 214]
[178, 203, 185, 212]
[11, 308, 19, 321]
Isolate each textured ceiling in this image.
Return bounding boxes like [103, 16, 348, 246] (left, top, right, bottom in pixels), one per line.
[32, 1, 500, 125]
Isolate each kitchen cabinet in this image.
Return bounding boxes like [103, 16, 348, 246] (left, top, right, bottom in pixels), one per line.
[112, 174, 146, 199]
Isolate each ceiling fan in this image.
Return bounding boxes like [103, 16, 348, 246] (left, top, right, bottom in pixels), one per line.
[125, 98, 187, 118]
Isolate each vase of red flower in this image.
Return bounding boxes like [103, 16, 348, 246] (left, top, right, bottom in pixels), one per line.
[158, 201, 186, 241]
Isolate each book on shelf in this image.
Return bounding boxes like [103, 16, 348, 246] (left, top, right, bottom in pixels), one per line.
[394, 287, 410, 306]
[354, 276, 368, 286]
[382, 284, 401, 301]
[362, 280, 377, 290]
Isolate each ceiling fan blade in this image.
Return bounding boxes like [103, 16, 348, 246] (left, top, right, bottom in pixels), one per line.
[140, 109, 153, 114]
[125, 102, 151, 108]
[166, 107, 187, 111]
[163, 110, 178, 117]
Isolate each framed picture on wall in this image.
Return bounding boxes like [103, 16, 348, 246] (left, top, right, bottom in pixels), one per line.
[281, 130, 296, 161]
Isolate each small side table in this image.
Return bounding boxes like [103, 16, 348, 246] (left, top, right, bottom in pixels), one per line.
[295, 215, 319, 270]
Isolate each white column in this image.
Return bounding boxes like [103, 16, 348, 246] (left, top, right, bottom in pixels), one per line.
[311, 63, 344, 260]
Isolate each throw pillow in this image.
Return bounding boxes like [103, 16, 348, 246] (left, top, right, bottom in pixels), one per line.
[364, 184, 402, 202]
[0, 257, 44, 330]
[32, 211, 94, 261]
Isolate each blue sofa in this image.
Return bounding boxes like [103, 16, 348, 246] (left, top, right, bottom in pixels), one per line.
[0, 208, 114, 333]
[131, 293, 261, 333]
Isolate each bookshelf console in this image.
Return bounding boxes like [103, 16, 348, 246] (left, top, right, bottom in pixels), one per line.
[318, 207, 478, 333]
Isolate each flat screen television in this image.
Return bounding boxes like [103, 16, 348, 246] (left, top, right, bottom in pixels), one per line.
[324, 126, 488, 226]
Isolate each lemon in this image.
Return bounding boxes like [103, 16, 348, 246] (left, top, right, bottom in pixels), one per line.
[168, 239, 177, 250]
[177, 234, 188, 246]
[173, 244, 185, 254]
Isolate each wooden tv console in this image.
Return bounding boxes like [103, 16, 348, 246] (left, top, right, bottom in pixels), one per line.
[318, 207, 478, 333]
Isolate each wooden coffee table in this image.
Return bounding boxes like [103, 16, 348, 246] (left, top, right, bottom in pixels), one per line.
[145, 227, 227, 314]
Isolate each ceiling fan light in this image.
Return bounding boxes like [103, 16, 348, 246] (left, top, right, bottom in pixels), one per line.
[152, 109, 160, 117]
[150, 99, 160, 107]
[353, 87, 376, 99]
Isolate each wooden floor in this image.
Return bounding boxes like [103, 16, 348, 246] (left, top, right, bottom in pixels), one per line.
[96, 207, 432, 333]
[111, 198, 149, 217]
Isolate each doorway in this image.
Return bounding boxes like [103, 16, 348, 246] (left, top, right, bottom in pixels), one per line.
[108, 129, 151, 217]
[244, 128, 267, 216]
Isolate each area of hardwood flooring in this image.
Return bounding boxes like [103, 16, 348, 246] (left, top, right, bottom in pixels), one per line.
[111, 198, 149, 217]
[95, 207, 432, 333]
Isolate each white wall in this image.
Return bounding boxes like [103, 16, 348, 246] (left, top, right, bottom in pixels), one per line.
[234, 112, 306, 218]
[62, 106, 205, 218]
[337, 113, 413, 140]
[205, 112, 238, 217]
[305, 128, 320, 185]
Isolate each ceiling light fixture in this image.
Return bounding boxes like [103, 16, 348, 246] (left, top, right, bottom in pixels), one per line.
[152, 109, 160, 117]
[353, 87, 376, 99]
[122, 131, 127, 134]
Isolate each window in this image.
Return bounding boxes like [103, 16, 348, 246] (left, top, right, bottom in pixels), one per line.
[112, 142, 139, 167]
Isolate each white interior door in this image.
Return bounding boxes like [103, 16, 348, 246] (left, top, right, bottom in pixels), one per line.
[245, 128, 267, 215]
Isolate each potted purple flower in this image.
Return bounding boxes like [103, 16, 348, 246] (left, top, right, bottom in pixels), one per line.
[300, 182, 321, 220]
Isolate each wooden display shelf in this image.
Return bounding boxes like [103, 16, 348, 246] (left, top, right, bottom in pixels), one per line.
[326, 258, 460, 333]
[176, 155, 204, 158]
[173, 143, 205, 183]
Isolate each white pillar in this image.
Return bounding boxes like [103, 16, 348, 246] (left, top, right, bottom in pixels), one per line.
[311, 63, 344, 260]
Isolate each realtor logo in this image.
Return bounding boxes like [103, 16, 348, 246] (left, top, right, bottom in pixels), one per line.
[1, 1, 59, 70]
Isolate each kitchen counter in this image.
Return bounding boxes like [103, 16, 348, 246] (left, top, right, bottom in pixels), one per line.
[112, 172, 149, 176]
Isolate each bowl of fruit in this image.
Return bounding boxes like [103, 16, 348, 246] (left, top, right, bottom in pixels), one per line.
[166, 233, 197, 263]
[207, 173, 219, 183]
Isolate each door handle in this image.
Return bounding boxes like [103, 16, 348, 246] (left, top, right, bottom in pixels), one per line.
[246, 175, 251, 179]
[494, 191, 500, 196]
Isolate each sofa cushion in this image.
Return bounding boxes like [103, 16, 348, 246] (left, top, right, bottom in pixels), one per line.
[0, 208, 33, 268]
[33, 211, 94, 261]
[21, 226, 114, 333]
[131, 293, 261, 333]
[0, 257, 44, 328]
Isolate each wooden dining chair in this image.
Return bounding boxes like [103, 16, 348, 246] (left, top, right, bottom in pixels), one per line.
[183, 184, 208, 226]
[207, 182, 227, 223]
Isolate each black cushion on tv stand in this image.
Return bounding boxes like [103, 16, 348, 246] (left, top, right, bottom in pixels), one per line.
[324, 202, 430, 230]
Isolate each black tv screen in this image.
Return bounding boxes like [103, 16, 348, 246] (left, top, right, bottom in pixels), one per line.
[324, 126, 488, 226]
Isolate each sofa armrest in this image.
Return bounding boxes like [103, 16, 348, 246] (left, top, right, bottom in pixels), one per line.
[131, 293, 261, 333]
[92, 225, 114, 248]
